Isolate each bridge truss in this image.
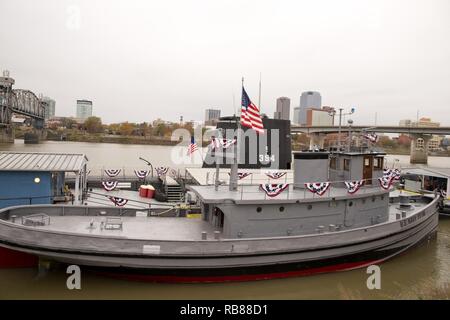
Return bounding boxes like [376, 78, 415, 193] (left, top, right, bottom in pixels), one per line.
[0, 89, 45, 128]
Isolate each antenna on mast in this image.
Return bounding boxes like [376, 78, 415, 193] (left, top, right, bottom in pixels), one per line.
[258, 72, 262, 110]
[233, 93, 236, 116]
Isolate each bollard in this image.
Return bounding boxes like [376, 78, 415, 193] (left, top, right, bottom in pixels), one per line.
[214, 231, 220, 240]
[201, 231, 207, 240]
[328, 224, 335, 232]
[11, 215, 17, 223]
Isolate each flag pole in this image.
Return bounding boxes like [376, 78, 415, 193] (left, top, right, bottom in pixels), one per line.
[229, 78, 243, 192]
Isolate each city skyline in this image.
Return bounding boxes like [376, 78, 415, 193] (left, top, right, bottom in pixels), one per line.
[0, 0, 449, 125]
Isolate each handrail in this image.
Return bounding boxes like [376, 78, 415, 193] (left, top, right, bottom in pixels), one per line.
[0, 194, 70, 205]
[88, 191, 177, 208]
[232, 177, 395, 201]
[205, 174, 388, 186]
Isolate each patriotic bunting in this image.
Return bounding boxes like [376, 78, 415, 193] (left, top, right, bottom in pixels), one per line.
[104, 169, 121, 177]
[378, 168, 401, 190]
[259, 183, 289, 197]
[363, 133, 379, 143]
[305, 182, 331, 196]
[102, 180, 118, 191]
[393, 169, 401, 181]
[344, 180, 365, 194]
[210, 137, 237, 150]
[109, 196, 128, 207]
[134, 170, 149, 179]
[228, 172, 252, 180]
[265, 172, 287, 179]
[378, 176, 393, 190]
[384, 168, 401, 181]
[155, 167, 169, 177]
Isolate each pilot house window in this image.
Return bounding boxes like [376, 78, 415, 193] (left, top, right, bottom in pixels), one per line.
[330, 157, 337, 170]
[374, 157, 383, 169]
[343, 159, 350, 171]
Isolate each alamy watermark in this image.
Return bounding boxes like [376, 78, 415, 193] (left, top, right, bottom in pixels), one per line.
[169, 127, 281, 169]
[66, 265, 81, 290]
[66, 5, 81, 30]
[366, 265, 381, 290]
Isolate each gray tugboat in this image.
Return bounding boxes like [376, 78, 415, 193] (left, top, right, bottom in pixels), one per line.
[0, 143, 440, 282]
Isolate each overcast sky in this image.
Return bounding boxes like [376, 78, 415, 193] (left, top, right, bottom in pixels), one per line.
[1, 0, 449, 125]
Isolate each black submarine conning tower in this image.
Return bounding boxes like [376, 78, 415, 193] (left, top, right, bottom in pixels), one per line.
[202, 115, 292, 170]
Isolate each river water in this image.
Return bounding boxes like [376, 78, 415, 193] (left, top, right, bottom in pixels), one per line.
[1, 140, 450, 299]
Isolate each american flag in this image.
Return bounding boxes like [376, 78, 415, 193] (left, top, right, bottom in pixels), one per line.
[241, 87, 264, 134]
[187, 136, 198, 155]
[210, 136, 237, 150]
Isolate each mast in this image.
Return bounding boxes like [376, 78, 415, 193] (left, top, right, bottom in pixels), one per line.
[228, 78, 242, 191]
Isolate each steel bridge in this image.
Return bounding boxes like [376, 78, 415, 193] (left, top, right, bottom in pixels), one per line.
[0, 71, 45, 128]
[0, 71, 46, 143]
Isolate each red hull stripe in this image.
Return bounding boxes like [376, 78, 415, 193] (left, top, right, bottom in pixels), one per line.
[94, 259, 382, 283]
[0, 246, 38, 268]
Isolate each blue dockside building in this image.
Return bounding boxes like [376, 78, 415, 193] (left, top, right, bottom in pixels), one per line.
[0, 152, 88, 209]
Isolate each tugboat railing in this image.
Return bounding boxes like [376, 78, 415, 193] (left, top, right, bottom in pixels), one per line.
[234, 177, 394, 201]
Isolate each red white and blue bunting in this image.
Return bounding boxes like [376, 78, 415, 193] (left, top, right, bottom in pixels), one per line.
[259, 183, 289, 197]
[383, 168, 401, 181]
[102, 180, 118, 191]
[378, 176, 394, 190]
[265, 172, 287, 179]
[108, 196, 128, 207]
[134, 170, 150, 179]
[210, 137, 237, 150]
[228, 172, 252, 180]
[363, 133, 379, 143]
[305, 182, 331, 196]
[155, 167, 169, 177]
[344, 180, 365, 194]
[104, 169, 121, 177]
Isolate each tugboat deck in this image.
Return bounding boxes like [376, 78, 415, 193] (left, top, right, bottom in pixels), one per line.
[1, 199, 429, 242]
[10, 215, 216, 241]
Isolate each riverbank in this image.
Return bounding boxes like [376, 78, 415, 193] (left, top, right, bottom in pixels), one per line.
[48, 134, 180, 146]
[45, 129, 210, 146]
[14, 127, 180, 146]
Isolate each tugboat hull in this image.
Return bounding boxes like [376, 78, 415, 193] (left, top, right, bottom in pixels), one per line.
[0, 200, 438, 282]
[91, 218, 438, 283]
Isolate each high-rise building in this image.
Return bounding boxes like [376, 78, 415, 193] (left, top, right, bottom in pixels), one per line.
[273, 97, 290, 120]
[306, 108, 333, 126]
[293, 107, 300, 125]
[204, 108, 221, 125]
[297, 91, 322, 125]
[76, 100, 93, 121]
[399, 119, 412, 127]
[41, 97, 56, 119]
